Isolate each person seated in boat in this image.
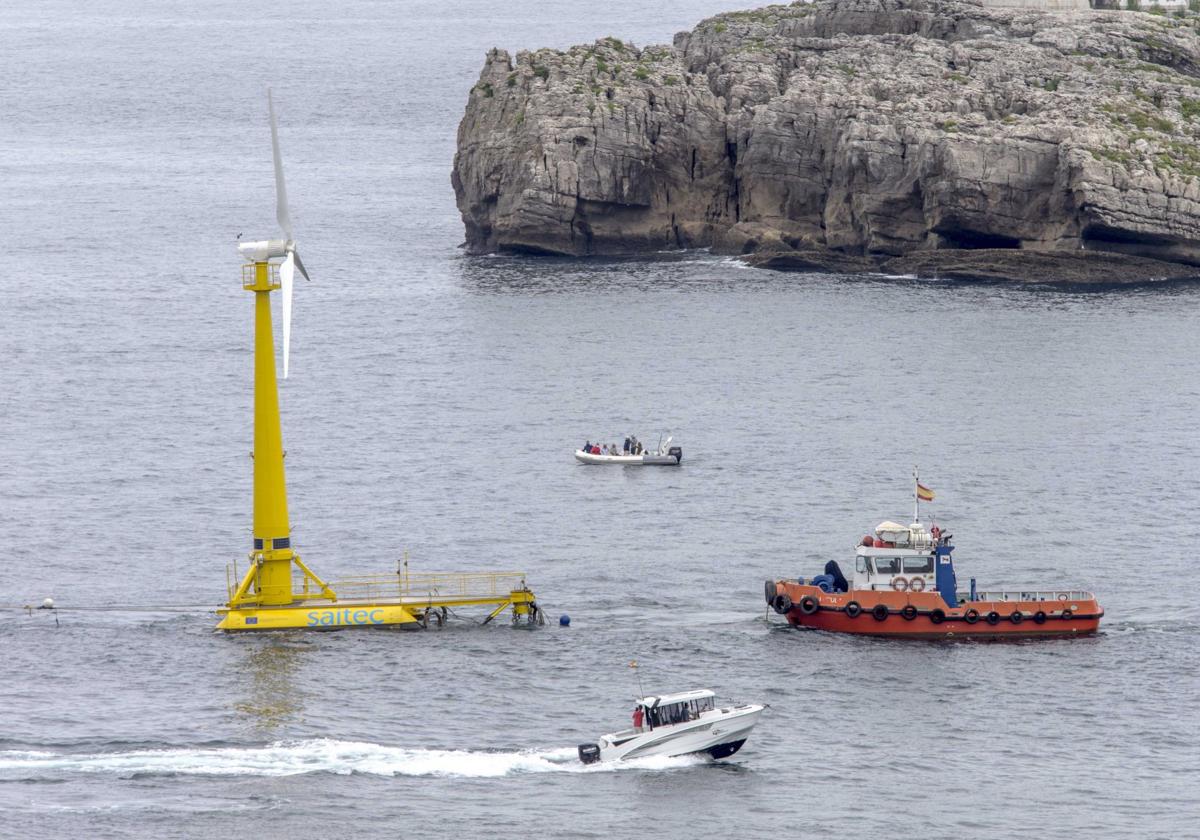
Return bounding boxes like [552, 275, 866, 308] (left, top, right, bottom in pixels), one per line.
[591, 444, 601, 454]
[623, 437, 631, 454]
[583, 440, 591, 453]
[601, 444, 610, 455]
[824, 560, 849, 593]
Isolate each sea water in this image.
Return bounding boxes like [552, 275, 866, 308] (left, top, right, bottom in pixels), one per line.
[2, 1, 1198, 837]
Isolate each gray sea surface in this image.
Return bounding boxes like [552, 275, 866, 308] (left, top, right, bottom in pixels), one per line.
[2, 1, 1199, 838]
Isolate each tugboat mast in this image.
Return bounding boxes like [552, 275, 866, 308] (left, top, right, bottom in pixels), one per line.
[912, 466, 921, 525]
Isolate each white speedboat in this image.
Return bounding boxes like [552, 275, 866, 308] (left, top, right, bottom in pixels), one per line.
[577, 689, 764, 764]
[574, 437, 682, 466]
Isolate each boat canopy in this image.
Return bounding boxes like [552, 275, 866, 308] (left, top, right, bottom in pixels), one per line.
[871, 520, 934, 549]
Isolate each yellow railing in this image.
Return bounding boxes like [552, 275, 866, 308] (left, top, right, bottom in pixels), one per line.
[324, 571, 529, 603]
[241, 262, 280, 290]
[225, 560, 529, 605]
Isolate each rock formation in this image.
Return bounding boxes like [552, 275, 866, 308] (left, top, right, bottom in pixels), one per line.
[453, 0, 1200, 282]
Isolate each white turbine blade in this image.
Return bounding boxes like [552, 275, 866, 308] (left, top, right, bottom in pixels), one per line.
[268, 88, 293, 241]
[281, 251, 294, 379]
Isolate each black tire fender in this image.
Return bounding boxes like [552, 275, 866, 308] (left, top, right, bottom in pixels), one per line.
[772, 593, 793, 615]
[872, 604, 890, 622]
[901, 605, 919, 621]
[764, 580, 777, 606]
[1010, 611, 1024, 625]
[1034, 611, 1047, 625]
[929, 608, 946, 625]
[986, 611, 1001, 626]
[964, 608, 979, 625]
[845, 601, 862, 619]
[799, 595, 820, 616]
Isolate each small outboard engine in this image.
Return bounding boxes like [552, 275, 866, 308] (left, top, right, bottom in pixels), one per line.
[578, 743, 601, 764]
[668, 446, 683, 463]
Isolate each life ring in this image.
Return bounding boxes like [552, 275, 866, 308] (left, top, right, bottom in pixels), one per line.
[1034, 611, 1047, 625]
[1010, 611, 1024, 625]
[1061, 608, 1073, 619]
[891, 577, 910, 592]
[901, 605, 919, 621]
[845, 601, 862, 619]
[985, 611, 1001, 626]
[872, 604, 890, 621]
[929, 608, 945, 625]
[772, 593, 792, 615]
[909, 577, 926, 593]
[1058, 594, 1068, 602]
[799, 595, 820, 616]
[963, 608, 980, 624]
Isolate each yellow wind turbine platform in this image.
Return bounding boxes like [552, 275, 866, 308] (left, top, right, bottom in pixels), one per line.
[216, 91, 538, 632]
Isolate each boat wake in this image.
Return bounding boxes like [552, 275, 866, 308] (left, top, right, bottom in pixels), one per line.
[0, 739, 706, 779]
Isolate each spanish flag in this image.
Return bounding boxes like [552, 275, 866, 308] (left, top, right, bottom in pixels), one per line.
[916, 483, 935, 502]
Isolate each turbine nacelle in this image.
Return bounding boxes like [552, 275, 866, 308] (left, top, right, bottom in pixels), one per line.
[237, 239, 290, 263]
[239, 89, 312, 380]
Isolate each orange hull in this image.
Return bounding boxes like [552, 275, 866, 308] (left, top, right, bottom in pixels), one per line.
[770, 583, 1103, 639]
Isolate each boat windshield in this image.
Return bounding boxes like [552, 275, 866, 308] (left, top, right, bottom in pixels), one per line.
[903, 556, 934, 573]
[874, 557, 901, 574]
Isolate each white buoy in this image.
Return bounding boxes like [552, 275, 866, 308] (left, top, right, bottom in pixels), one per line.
[41, 597, 54, 609]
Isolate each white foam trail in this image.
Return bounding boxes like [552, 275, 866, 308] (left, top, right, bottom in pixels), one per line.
[0, 739, 707, 779]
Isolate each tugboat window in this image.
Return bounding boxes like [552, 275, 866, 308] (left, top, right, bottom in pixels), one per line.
[874, 557, 900, 574]
[903, 556, 934, 574]
[856, 556, 867, 573]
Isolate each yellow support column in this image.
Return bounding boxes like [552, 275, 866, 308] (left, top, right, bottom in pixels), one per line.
[247, 261, 294, 606]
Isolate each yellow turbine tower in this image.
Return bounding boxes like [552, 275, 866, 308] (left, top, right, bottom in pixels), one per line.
[217, 91, 538, 631]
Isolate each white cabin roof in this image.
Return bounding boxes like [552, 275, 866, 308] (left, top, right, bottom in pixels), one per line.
[857, 546, 930, 556]
[639, 689, 714, 707]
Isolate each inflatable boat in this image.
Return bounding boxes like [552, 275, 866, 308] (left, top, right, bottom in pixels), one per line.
[574, 437, 682, 465]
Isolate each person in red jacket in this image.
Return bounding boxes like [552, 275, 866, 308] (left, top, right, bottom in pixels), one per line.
[632, 706, 644, 733]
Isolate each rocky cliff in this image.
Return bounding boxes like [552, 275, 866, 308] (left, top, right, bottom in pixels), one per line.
[453, 0, 1200, 281]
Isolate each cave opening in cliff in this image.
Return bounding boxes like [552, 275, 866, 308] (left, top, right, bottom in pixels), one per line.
[937, 228, 1021, 250]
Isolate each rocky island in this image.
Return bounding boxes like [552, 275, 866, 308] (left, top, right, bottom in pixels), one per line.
[453, 0, 1200, 282]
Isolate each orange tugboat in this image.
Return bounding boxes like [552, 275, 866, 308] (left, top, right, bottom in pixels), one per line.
[765, 477, 1103, 639]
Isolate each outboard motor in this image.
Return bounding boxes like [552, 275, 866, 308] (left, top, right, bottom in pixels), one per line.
[578, 743, 601, 764]
[668, 446, 682, 463]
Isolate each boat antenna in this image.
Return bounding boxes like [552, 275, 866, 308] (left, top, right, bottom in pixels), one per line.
[913, 465, 920, 525]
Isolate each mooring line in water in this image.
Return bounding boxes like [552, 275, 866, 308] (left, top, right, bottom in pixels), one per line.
[2, 603, 219, 614]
